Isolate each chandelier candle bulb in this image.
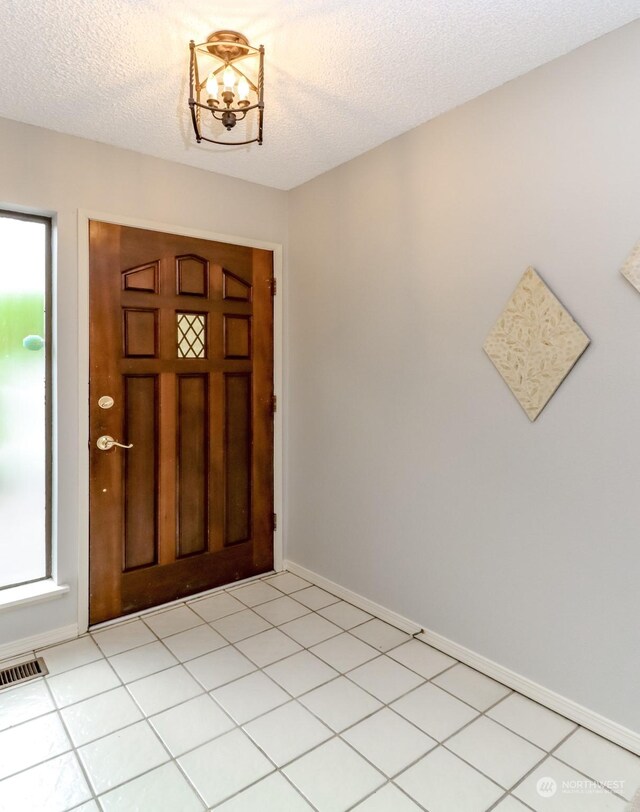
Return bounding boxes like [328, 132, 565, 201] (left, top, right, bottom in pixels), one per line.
[205, 73, 219, 101]
[223, 65, 236, 90]
[237, 75, 250, 104]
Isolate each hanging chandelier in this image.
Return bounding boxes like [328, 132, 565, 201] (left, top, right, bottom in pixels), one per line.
[188, 30, 264, 146]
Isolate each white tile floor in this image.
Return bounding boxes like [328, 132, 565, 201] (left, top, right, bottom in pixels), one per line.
[0, 572, 639, 811]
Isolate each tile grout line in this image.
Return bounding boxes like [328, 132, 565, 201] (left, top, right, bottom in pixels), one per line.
[0, 692, 627, 808]
[0, 660, 591, 812]
[2, 573, 637, 811]
[508, 722, 633, 805]
[86, 578, 319, 809]
[7, 657, 429, 812]
[0, 613, 579, 786]
[168, 592, 332, 811]
[40, 614, 214, 809]
[8, 579, 411, 808]
[40, 677, 102, 810]
[504, 725, 588, 808]
[180, 609, 491, 809]
[0, 620, 594, 768]
[49, 621, 212, 810]
[131, 591, 295, 811]
[364, 641, 578, 807]
[233, 586, 636, 807]
[93, 592, 429, 808]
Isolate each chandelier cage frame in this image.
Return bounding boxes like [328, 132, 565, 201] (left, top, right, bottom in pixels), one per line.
[189, 31, 264, 146]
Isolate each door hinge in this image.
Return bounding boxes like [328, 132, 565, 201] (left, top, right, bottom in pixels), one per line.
[273, 513, 277, 531]
[270, 277, 277, 296]
[272, 394, 277, 413]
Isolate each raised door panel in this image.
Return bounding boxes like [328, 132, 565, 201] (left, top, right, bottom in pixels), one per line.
[176, 374, 208, 557]
[177, 255, 209, 297]
[223, 269, 252, 302]
[123, 309, 158, 357]
[224, 373, 252, 545]
[122, 262, 159, 293]
[123, 376, 158, 570]
[224, 315, 251, 359]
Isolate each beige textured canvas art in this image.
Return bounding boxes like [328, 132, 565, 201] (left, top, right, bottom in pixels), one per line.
[620, 239, 640, 293]
[483, 267, 590, 421]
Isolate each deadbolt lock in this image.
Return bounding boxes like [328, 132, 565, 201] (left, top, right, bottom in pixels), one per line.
[98, 396, 115, 409]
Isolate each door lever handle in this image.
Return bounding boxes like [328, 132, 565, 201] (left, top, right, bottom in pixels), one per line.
[96, 435, 134, 451]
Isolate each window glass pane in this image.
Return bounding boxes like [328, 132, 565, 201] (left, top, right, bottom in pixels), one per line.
[0, 216, 48, 588]
[177, 312, 206, 358]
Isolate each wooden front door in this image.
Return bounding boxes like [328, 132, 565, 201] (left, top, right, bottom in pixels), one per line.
[88, 221, 274, 624]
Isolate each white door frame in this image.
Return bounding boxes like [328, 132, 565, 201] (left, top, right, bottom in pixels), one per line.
[77, 210, 284, 633]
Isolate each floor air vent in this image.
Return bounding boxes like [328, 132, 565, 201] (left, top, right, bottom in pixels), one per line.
[0, 657, 48, 689]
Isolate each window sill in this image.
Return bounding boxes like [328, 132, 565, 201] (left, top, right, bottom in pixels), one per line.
[0, 580, 70, 612]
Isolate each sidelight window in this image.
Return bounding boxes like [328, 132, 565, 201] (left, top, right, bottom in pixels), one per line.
[0, 211, 51, 589]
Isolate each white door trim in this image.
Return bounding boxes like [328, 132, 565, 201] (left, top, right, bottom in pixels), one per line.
[77, 210, 284, 633]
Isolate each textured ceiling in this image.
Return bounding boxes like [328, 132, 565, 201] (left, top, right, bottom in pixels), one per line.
[1, 1, 639, 189]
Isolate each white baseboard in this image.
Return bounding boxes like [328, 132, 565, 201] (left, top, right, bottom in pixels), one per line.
[283, 560, 421, 635]
[0, 624, 79, 663]
[416, 628, 640, 757]
[284, 559, 640, 757]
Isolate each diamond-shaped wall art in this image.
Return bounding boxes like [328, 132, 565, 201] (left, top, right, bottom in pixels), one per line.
[483, 267, 590, 422]
[620, 239, 640, 293]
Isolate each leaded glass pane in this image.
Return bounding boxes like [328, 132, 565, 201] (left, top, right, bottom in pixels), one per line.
[177, 312, 206, 358]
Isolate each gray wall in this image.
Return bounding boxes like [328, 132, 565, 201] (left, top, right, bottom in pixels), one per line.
[287, 20, 640, 733]
[0, 118, 287, 647]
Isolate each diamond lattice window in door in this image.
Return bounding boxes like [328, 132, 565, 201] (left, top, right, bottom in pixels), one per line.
[177, 312, 207, 358]
[483, 267, 590, 422]
[620, 239, 640, 294]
